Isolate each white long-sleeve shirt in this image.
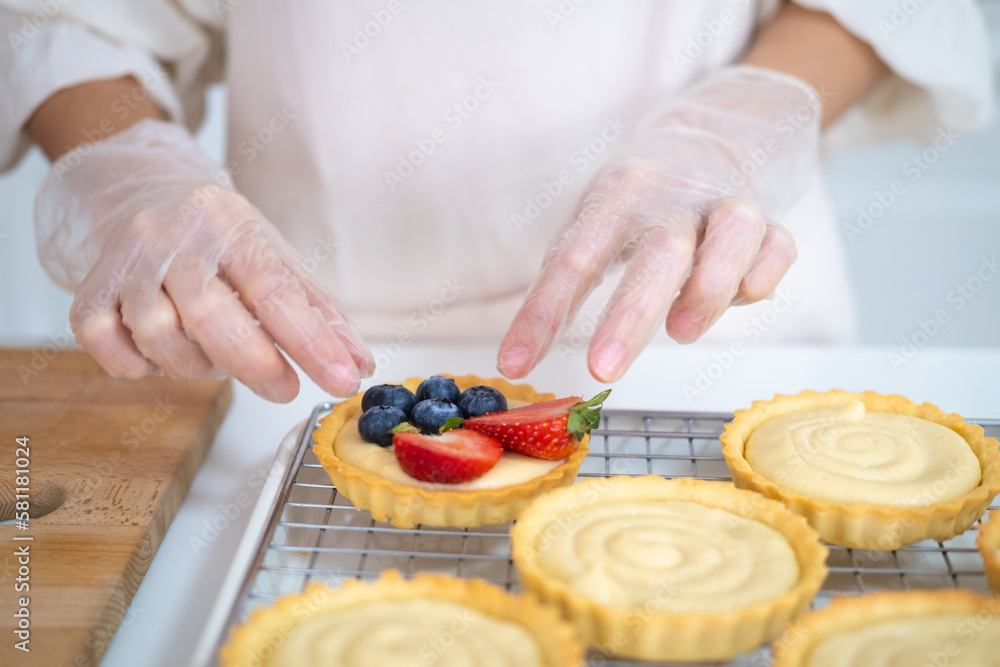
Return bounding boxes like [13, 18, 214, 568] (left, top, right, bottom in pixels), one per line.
[0, 1, 993, 343]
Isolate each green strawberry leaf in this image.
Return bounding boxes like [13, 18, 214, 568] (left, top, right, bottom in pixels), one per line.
[390, 422, 420, 435]
[439, 417, 465, 434]
[567, 389, 611, 441]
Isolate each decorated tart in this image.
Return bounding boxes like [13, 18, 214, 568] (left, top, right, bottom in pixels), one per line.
[720, 390, 1000, 549]
[977, 508, 1000, 593]
[770, 590, 1000, 666]
[219, 570, 584, 667]
[311, 374, 605, 528]
[510, 475, 828, 662]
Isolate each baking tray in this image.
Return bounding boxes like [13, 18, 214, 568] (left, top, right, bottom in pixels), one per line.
[207, 405, 1000, 666]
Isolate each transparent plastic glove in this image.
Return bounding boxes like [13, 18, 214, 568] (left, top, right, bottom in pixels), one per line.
[498, 65, 821, 383]
[36, 119, 374, 402]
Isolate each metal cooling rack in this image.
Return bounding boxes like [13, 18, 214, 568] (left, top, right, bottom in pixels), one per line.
[215, 405, 1000, 666]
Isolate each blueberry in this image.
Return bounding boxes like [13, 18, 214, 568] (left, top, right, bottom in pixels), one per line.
[411, 399, 464, 435]
[358, 406, 408, 447]
[458, 385, 507, 418]
[361, 384, 417, 416]
[415, 376, 461, 403]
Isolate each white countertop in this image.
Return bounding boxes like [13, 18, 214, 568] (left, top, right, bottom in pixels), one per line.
[96, 342, 1000, 666]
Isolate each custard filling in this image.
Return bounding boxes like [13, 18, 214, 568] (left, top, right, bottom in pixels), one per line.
[745, 400, 980, 506]
[806, 614, 1000, 666]
[265, 599, 542, 667]
[530, 499, 798, 612]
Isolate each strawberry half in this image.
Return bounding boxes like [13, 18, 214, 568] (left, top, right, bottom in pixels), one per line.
[463, 390, 611, 460]
[392, 428, 503, 484]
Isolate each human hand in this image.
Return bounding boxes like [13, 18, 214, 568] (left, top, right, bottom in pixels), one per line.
[36, 120, 374, 402]
[498, 66, 821, 382]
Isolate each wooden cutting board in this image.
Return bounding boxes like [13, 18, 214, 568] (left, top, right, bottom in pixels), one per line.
[0, 348, 232, 667]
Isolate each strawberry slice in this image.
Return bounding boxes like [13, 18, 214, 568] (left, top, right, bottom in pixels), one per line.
[393, 428, 503, 484]
[463, 390, 611, 460]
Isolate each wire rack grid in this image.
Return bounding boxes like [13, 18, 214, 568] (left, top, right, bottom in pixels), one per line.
[216, 404, 1000, 666]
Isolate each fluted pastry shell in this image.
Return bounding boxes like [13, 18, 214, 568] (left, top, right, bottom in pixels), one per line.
[312, 374, 589, 528]
[510, 475, 829, 662]
[219, 569, 584, 666]
[977, 508, 1000, 593]
[770, 589, 1000, 666]
[720, 389, 1000, 549]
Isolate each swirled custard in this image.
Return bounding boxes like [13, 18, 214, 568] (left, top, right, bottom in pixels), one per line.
[265, 599, 541, 667]
[532, 499, 799, 612]
[805, 615, 1000, 666]
[220, 571, 584, 667]
[745, 400, 980, 506]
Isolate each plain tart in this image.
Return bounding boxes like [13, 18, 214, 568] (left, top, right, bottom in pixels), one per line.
[721, 390, 1000, 549]
[771, 590, 1000, 666]
[311, 374, 589, 528]
[219, 569, 584, 667]
[510, 475, 828, 662]
[978, 508, 1000, 593]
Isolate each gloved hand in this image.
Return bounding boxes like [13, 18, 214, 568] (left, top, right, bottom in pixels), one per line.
[36, 119, 374, 402]
[498, 65, 821, 382]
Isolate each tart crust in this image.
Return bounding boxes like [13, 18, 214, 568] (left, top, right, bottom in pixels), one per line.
[720, 390, 1000, 550]
[219, 569, 584, 667]
[510, 475, 829, 662]
[770, 589, 1000, 666]
[977, 508, 1000, 593]
[312, 374, 589, 528]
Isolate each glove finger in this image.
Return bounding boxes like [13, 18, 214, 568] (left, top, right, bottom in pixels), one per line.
[221, 227, 362, 398]
[730, 220, 797, 306]
[120, 286, 215, 380]
[666, 198, 767, 342]
[265, 226, 375, 378]
[70, 272, 156, 380]
[300, 281, 375, 378]
[587, 219, 697, 382]
[164, 265, 300, 403]
[497, 184, 633, 378]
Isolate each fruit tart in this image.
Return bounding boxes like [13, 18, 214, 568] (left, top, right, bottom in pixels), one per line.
[311, 374, 606, 528]
[510, 475, 828, 662]
[770, 590, 1000, 666]
[219, 569, 584, 667]
[720, 390, 1000, 549]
